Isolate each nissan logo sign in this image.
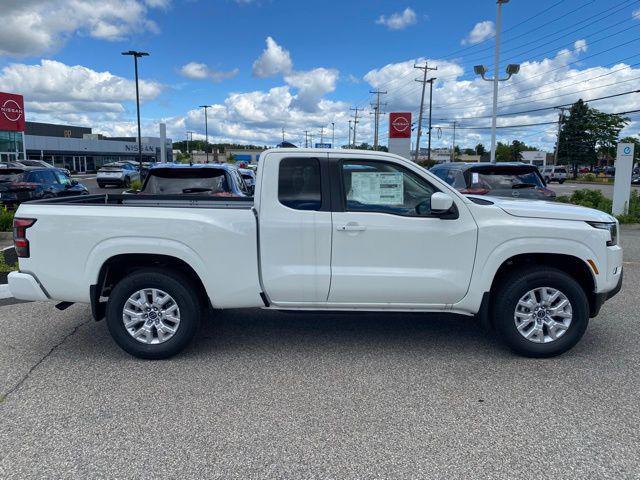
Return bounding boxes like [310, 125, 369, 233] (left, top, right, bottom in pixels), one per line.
[392, 116, 410, 132]
[1, 99, 23, 122]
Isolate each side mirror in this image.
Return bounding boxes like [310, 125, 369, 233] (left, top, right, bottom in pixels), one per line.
[71, 179, 78, 186]
[431, 192, 454, 214]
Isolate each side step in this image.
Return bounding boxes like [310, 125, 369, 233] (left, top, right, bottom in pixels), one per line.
[55, 301, 74, 311]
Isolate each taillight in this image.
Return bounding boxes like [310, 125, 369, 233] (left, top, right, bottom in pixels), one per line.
[460, 188, 490, 195]
[13, 218, 36, 258]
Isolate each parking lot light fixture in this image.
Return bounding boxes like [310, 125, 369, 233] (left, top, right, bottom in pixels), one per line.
[199, 105, 211, 163]
[472, 0, 519, 163]
[121, 50, 149, 172]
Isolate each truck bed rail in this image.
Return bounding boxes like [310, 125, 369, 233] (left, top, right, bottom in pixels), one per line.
[26, 194, 254, 209]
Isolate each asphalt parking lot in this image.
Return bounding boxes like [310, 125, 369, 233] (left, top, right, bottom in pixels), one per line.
[0, 228, 638, 479]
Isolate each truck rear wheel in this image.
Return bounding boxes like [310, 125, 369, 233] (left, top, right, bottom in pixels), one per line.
[493, 267, 589, 358]
[106, 269, 201, 359]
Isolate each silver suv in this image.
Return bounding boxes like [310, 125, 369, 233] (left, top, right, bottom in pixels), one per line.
[541, 166, 568, 184]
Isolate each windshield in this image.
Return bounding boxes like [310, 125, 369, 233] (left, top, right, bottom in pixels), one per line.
[468, 168, 545, 190]
[142, 168, 233, 195]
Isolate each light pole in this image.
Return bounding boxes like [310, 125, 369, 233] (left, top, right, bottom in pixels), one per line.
[199, 105, 210, 163]
[331, 122, 335, 148]
[122, 50, 149, 172]
[474, 0, 520, 163]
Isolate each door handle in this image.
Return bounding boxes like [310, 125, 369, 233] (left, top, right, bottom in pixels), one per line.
[337, 223, 366, 232]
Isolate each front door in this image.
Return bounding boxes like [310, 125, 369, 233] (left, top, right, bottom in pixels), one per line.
[328, 155, 477, 307]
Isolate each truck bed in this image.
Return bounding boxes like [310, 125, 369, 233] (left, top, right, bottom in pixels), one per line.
[28, 193, 254, 209]
[15, 194, 261, 308]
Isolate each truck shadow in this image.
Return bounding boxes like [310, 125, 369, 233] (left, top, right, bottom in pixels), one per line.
[188, 308, 506, 358]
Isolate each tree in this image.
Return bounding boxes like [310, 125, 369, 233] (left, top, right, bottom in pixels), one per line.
[463, 148, 476, 155]
[495, 142, 511, 162]
[475, 143, 486, 156]
[557, 99, 629, 177]
[509, 140, 526, 162]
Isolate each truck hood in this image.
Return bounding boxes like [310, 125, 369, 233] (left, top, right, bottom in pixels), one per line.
[471, 195, 616, 222]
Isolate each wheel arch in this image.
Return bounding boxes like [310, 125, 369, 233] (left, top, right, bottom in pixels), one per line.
[485, 253, 598, 326]
[90, 252, 211, 320]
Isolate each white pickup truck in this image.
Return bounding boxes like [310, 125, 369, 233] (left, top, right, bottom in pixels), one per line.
[8, 149, 623, 359]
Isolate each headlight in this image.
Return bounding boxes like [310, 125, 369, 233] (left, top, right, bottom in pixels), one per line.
[587, 221, 618, 246]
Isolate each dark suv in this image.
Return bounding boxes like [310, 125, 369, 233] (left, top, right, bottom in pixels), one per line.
[0, 167, 88, 207]
[430, 162, 556, 200]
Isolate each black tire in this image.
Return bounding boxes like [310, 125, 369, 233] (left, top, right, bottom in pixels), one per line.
[558, 179, 565, 184]
[106, 269, 202, 359]
[492, 267, 589, 358]
[97, 183, 105, 188]
[123, 176, 131, 188]
[544, 177, 550, 183]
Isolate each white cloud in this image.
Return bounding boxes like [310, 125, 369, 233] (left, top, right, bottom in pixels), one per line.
[461, 20, 495, 45]
[284, 68, 339, 112]
[362, 40, 640, 151]
[376, 7, 417, 30]
[179, 62, 239, 82]
[633, 8, 640, 20]
[252, 37, 293, 78]
[0, 0, 168, 57]
[0, 59, 163, 123]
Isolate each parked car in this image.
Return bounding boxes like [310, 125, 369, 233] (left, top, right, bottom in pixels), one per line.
[430, 162, 555, 200]
[18, 159, 71, 177]
[578, 167, 591, 174]
[238, 167, 256, 191]
[541, 166, 568, 184]
[632, 175, 640, 185]
[137, 163, 252, 197]
[0, 168, 45, 207]
[0, 167, 88, 207]
[97, 162, 140, 188]
[9, 149, 622, 360]
[604, 166, 616, 177]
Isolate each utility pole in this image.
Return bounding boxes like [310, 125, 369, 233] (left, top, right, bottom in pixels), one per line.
[319, 126, 324, 144]
[281, 127, 285, 143]
[304, 130, 309, 148]
[309, 133, 314, 147]
[451, 121, 458, 163]
[199, 105, 210, 163]
[369, 90, 387, 149]
[414, 61, 437, 162]
[348, 120, 353, 147]
[426, 78, 436, 160]
[553, 107, 568, 165]
[350, 107, 360, 147]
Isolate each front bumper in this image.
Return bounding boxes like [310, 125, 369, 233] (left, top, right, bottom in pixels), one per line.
[8, 272, 49, 301]
[591, 268, 623, 317]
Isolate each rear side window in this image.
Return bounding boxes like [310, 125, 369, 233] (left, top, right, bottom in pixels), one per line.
[278, 158, 321, 210]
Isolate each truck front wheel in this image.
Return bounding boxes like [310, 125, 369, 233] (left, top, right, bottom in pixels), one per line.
[106, 269, 202, 359]
[493, 267, 589, 358]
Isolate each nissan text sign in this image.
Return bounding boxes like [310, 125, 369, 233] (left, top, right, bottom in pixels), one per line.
[389, 112, 411, 139]
[0, 92, 25, 132]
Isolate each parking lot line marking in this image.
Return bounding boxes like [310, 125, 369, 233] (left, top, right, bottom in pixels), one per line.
[0, 284, 12, 300]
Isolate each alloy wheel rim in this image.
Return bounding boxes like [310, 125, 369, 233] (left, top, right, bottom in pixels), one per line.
[122, 288, 181, 345]
[514, 287, 572, 343]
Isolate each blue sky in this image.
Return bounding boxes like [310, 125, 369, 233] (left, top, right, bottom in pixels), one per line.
[2, 0, 640, 151]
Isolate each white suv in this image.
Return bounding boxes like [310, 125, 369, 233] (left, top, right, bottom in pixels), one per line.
[541, 166, 568, 184]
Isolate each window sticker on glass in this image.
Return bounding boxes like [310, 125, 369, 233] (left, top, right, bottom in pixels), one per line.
[471, 172, 480, 184]
[350, 172, 404, 205]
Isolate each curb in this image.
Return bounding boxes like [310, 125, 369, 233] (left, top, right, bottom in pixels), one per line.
[0, 232, 12, 241]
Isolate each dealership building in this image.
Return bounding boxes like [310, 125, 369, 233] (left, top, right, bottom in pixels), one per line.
[0, 91, 172, 173]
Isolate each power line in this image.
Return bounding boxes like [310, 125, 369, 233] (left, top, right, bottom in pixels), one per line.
[414, 62, 437, 161]
[369, 89, 387, 148]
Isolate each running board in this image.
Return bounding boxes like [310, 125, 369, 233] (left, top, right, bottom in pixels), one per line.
[55, 301, 74, 310]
